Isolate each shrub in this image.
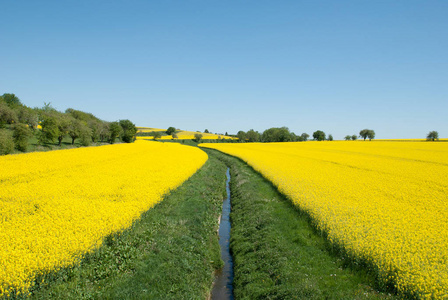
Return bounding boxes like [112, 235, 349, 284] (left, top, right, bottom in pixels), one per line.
[0, 129, 15, 155]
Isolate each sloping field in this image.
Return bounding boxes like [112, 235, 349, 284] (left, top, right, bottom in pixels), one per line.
[200, 141, 448, 299]
[0, 141, 207, 297]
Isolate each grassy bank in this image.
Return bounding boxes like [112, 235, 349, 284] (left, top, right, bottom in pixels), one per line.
[204, 148, 397, 300]
[25, 154, 227, 299]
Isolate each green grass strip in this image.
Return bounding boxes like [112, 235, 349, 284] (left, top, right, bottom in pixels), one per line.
[204, 148, 398, 300]
[26, 154, 227, 300]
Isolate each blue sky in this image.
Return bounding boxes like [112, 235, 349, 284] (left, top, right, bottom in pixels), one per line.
[1, 1, 447, 138]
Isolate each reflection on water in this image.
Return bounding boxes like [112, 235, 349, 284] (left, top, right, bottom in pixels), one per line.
[211, 168, 234, 300]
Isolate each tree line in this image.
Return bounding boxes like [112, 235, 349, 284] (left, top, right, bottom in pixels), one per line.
[0, 93, 137, 155]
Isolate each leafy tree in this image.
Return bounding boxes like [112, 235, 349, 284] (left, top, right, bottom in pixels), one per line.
[0, 129, 14, 155]
[98, 122, 110, 142]
[345, 135, 352, 140]
[68, 119, 91, 145]
[153, 131, 162, 140]
[426, 131, 439, 141]
[204, 129, 209, 133]
[1, 93, 22, 107]
[360, 129, 375, 141]
[18, 106, 38, 129]
[328, 134, 334, 141]
[194, 133, 203, 143]
[38, 115, 60, 144]
[108, 122, 122, 144]
[351, 134, 357, 141]
[0, 101, 18, 126]
[56, 115, 71, 146]
[301, 133, 310, 141]
[262, 127, 293, 142]
[172, 133, 178, 139]
[166, 127, 176, 135]
[119, 119, 137, 143]
[13, 123, 33, 152]
[246, 129, 260, 142]
[313, 130, 326, 141]
[237, 130, 246, 141]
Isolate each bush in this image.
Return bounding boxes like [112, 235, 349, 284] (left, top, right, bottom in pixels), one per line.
[13, 123, 33, 152]
[0, 129, 15, 155]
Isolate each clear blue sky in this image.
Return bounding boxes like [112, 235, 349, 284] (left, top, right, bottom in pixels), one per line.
[1, 1, 447, 139]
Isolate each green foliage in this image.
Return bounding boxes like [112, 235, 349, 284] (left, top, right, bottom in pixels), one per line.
[153, 131, 162, 139]
[237, 130, 246, 141]
[18, 106, 39, 129]
[301, 132, 309, 141]
[204, 129, 209, 133]
[38, 115, 60, 144]
[360, 129, 375, 141]
[328, 134, 334, 141]
[261, 127, 293, 142]
[345, 135, 352, 141]
[0, 101, 18, 126]
[0, 129, 14, 155]
[108, 122, 122, 144]
[13, 123, 33, 152]
[246, 129, 260, 142]
[68, 119, 91, 145]
[119, 119, 137, 143]
[166, 126, 176, 135]
[426, 131, 439, 141]
[313, 130, 326, 141]
[1, 93, 22, 107]
[352, 134, 358, 141]
[194, 133, 203, 143]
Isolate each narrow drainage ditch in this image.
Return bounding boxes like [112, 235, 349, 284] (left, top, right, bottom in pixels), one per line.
[211, 167, 234, 300]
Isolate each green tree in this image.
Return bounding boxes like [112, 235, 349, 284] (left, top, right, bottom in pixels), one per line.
[351, 134, 357, 141]
[1, 93, 22, 107]
[0, 129, 14, 155]
[246, 129, 260, 142]
[166, 126, 176, 136]
[153, 131, 162, 140]
[359, 129, 375, 141]
[119, 119, 137, 143]
[301, 133, 310, 141]
[313, 130, 326, 141]
[18, 106, 38, 129]
[172, 133, 178, 139]
[426, 131, 439, 141]
[13, 123, 33, 152]
[38, 115, 60, 144]
[109, 122, 122, 144]
[194, 133, 203, 143]
[68, 119, 91, 145]
[56, 115, 71, 146]
[204, 129, 209, 133]
[345, 135, 351, 140]
[328, 134, 334, 141]
[0, 101, 18, 126]
[262, 127, 293, 142]
[237, 130, 246, 141]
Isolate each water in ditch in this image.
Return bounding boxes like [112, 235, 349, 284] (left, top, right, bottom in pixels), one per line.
[211, 168, 234, 300]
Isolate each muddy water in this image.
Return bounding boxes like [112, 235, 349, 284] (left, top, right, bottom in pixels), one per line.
[211, 168, 234, 300]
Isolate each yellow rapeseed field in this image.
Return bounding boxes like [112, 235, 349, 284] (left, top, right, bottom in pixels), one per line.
[200, 141, 448, 299]
[0, 141, 207, 297]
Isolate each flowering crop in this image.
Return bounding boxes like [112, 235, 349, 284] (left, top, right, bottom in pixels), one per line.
[0, 141, 207, 297]
[200, 141, 448, 299]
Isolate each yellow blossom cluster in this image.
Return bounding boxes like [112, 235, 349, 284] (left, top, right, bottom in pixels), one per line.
[200, 141, 448, 299]
[0, 141, 207, 297]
